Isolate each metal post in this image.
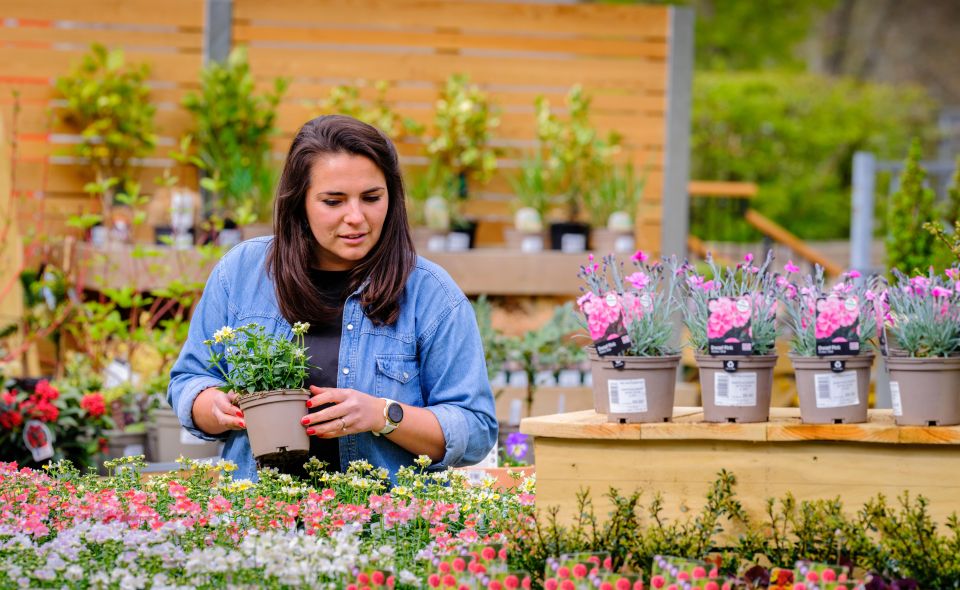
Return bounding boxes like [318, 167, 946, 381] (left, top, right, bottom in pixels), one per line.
[849, 151, 876, 276]
[204, 0, 232, 66]
[661, 6, 694, 259]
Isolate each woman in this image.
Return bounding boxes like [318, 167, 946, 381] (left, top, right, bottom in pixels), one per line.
[168, 115, 497, 481]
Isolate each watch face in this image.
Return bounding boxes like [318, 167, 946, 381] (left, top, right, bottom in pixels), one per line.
[386, 401, 404, 424]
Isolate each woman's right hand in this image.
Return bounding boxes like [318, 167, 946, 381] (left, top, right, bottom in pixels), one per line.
[191, 387, 245, 435]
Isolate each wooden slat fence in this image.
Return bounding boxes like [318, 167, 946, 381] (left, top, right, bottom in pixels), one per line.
[0, 0, 204, 241]
[233, 0, 675, 250]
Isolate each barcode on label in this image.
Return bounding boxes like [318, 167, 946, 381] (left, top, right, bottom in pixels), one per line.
[609, 382, 620, 404]
[716, 374, 729, 401]
[815, 375, 832, 400]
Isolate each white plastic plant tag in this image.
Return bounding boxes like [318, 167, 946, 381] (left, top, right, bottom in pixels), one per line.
[714, 372, 758, 407]
[813, 372, 859, 408]
[508, 399, 523, 426]
[556, 392, 566, 413]
[521, 235, 543, 253]
[890, 381, 903, 416]
[103, 359, 133, 390]
[560, 233, 586, 253]
[446, 231, 471, 251]
[180, 427, 209, 446]
[607, 378, 647, 414]
[426, 235, 446, 252]
[557, 369, 582, 387]
[614, 235, 635, 253]
[23, 420, 54, 462]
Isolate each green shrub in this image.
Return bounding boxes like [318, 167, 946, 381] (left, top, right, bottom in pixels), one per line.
[886, 139, 940, 274]
[691, 72, 937, 240]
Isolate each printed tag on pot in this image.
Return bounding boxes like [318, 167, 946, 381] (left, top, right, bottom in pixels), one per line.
[815, 295, 861, 356]
[890, 381, 903, 416]
[608, 378, 647, 414]
[23, 420, 55, 462]
[591, 292, 632, 357]
[714, 371, 758, 407]
[813, 372, 860, 408]
[707, 296, 753, 355]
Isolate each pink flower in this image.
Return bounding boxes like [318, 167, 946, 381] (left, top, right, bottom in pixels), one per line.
[847, 270, 861, 279]
[625, 272, 650, 290]
[784, 261, 800, 274]
[947, 268, 959, 280]
[631, 250, 649, 263]
[706, 297, 751, 339]
[932, 286, 952, 298]
[743, 253, 754, 264]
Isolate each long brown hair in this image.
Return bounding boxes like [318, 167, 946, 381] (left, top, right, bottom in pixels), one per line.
[267, 115, 416, 326]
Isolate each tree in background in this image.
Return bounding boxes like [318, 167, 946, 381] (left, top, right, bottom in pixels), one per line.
[886, 139, 938, 274]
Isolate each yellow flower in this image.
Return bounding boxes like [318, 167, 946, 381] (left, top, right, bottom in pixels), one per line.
[213, 326, 236, 343]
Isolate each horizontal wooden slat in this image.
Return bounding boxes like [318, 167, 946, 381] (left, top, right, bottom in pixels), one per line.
[687, 180, 758, 198]
[6, 104, 193, 137]
[234, 0, 669, 39]
[0, 84, 192, 106]
[246, 47, 668, 91]
[0, 0, 205, 28]
[0, 24, 203, 50]
[14, 161, 196, 194]
[279, 82, 666, 114]
[235, 25, 667, 60]
[0, 47, 202, 85]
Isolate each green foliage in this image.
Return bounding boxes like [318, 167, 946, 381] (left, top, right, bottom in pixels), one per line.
[586, 163, 648, 229]
[204, 322, 312, 395]
[182, 46, 288, 223]
[425, 74, 500, 191]
[536, 85, 621, 222]
[923, 156, 960, 266]
[55, 43, 157, 194]
[320, 80, 424, 140]
[691, 72, 937, 240]
[509, 155, 552, 221]
[886, 140, 939, 274]
[509, 471, 960, 588]
[471, 295, 509, 384]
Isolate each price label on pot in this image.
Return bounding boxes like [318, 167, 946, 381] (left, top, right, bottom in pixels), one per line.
[813, 372, 859, 408]
[890, 381, 903, 417]
[608, 378, 647, 414]
[714, 372, 757, 407]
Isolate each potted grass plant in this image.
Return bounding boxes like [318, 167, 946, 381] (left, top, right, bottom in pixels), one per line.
[505, 155, 551, 253]
[681, 252, 782, 423]
[204, 321, 312, 460]
[587, 162, 647, 255]
[576, 250, 682, 423]
[780, 263, 877, 424]
[879, 268, 960, 426]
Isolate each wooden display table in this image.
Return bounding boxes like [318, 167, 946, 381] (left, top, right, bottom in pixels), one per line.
[520, 408, 960, 526]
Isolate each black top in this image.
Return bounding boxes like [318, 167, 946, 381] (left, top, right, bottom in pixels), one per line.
[303, 268, 351, 474]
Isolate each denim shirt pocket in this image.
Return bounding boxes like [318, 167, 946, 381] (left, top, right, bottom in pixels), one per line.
[375, 354, 423, 407]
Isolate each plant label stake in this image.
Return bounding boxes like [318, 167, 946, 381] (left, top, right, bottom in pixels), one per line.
[23, 420, 55, 462]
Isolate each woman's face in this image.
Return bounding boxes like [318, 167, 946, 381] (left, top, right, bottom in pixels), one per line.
[305, 153, 389, 271]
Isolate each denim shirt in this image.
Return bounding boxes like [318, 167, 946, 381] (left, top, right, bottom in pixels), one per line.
[167, 237, 497, 481]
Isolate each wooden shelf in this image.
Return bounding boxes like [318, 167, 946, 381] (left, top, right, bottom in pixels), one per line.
[73, 243, 595, 296]
[521, 408, 960, 528]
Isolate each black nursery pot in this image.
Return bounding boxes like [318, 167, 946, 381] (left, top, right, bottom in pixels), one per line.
[549, 222, 590, 252]
[449, 219, 478, 250]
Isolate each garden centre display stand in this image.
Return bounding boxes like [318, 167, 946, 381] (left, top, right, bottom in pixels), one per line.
[520, 407, 960, 527]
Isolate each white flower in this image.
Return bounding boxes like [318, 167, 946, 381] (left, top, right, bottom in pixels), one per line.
[213, 326, 236, 343]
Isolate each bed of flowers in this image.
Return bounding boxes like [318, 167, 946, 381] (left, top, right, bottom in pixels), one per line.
[0, 455, 536, 589]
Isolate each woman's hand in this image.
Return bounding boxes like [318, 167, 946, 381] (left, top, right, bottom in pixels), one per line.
[192, 387, 245, 435]
[303, 385, 386, 438]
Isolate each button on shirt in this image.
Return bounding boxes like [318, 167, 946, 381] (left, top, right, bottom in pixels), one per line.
[167, 237, 498, 482]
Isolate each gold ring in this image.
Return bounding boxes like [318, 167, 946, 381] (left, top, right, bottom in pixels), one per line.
[339, 417, 347, 431]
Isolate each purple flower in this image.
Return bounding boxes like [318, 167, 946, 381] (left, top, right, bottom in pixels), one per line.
[504, 432, 530, 462]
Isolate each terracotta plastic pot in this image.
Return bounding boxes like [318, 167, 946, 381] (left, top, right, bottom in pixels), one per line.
[588, 349, 680, 423]
[790, 354, 874, 424]
[696, 354, 777, 423]
[589, 228, 635, 255]
[885, 356, 960, 426]
[237, 389, 310, 460]
[502, 228, 546, 253]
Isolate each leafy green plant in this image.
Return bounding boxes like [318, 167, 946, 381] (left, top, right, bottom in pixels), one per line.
[425, 74, 500, 197]
[55, 44, 157, 213]
[471, 295, 509, 384]
[509, 156, 552, 227]
[182, 46, 288, 224]
[886, 139, 939, 275]
[320, 80, 424, 140]
[586, 163, 647, 229]
[204, 322, 311, 395]
[924, 156, 960, 264]
[535, 85, 621, 223]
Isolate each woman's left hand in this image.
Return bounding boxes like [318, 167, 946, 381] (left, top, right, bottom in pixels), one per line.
[302, 385, 386, 438]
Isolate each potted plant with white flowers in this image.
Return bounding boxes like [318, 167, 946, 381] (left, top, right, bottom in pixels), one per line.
[780, 263, 877, 424]
[204, 321, 312, 460]
[576, 250, 682, 423]
[879, 268, 960, 426]
[680, 252, 783, 423]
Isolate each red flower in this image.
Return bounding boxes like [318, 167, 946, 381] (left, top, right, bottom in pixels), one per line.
[22, 399, 59, 422]
[34, 380, 59, 402]
[1, 390, 16, 406]
[0, 410, 23, 429]
[81, 392, 107, 418]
